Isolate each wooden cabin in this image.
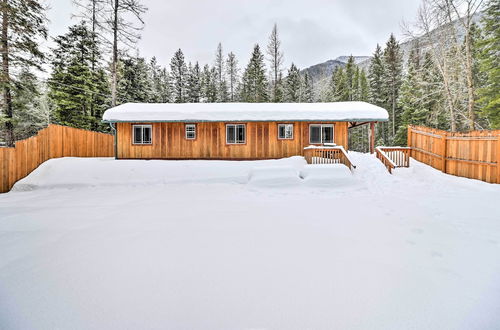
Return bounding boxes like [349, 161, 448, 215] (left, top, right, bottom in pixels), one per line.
[102, 102, 389, 160]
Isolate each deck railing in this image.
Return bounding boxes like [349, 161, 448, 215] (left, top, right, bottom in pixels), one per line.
[303, 146, 355, 171]
[375, 146, 411, 173]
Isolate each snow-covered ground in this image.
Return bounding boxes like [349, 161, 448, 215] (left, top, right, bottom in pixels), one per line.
[0, 153, 499, 330]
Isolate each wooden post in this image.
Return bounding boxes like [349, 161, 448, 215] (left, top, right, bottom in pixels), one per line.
[369, 122, 375, 154]
[442, 134, 447, 173]
[407, 125, 412, 158]
[497, 135, 500, 184]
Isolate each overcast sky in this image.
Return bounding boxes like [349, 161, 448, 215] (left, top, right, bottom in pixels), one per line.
[47, 0, 421, 69]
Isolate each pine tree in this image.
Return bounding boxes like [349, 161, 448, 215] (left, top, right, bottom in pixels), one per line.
[241, 44, 268, 102]
[284, 63, 301, 102]
[344, 55, 356, 101]
[266, 23, 284, 102]
[301, 72, 314, 102]
[368, 44, 386, 107]
[49, 23, 109, 130]
[382, 34, 403, 143]
[1, 0, 47, 146]
[477, 0, 500, 128]
[226, 52, 239, 102]
[187, 62, 201, 103]
[214, 43, 228, 102]
[359, 69, 369, 101]
[12, 68, 49, 139]
[201, 64, 216, 102]
[352, 66, 360, 100]
[170, 49, 187, 103]
[117, 56, 153, 103]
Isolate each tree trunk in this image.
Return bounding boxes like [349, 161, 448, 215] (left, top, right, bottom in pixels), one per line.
[464, 29, 475, 130]
[1, 0, 14, 146]
[111, 0, 118, 107]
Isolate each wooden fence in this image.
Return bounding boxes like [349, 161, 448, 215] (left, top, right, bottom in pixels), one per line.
[0, 124, 114, 193]
[303, 146, 355, 171]
[407, 125, 500, 184]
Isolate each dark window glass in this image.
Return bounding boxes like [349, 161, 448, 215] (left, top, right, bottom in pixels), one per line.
[278, 125, 286, 139]
[227, 125, 235, 143]
[133, 126, 142, 144]
[237, 125, 245, 143]
[322, 126, 333, 143]
[310, 125, 321, 144]
[143, 126, 152, 143]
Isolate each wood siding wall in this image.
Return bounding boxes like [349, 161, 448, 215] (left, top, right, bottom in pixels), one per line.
[116, 121, 348, 159]
[407, 125, 500, 184]
[0, 125, 114, 193]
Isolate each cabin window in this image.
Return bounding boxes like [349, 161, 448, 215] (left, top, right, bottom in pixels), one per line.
[185, 124, 196, 140]
[226, 124, 246, 144]
[309, 124, 334, 144]
[132, 124, 152, 145]
[278, 124, 294, 139]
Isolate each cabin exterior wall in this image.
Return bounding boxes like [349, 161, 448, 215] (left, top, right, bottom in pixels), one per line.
[115, 121, 348, 159]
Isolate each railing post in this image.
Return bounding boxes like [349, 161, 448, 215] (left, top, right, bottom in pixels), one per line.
[369, 122, 375, 154]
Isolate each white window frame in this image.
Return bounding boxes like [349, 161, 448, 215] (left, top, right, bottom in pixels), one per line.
[185, 124, 196, 140]
[309, 124, 334, 144]
[278, 124, 294, 140]
[132, 124, 152, 145]
[226, 124, 246, 144]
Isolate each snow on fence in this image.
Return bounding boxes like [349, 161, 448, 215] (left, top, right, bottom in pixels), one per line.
[303, 146, 355, 171]
[0, 125, 114, 193]
[407, 125, 500, 184]
[375, 147, 411, 173]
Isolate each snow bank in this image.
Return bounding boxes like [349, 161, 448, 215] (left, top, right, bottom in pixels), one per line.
[2, 153, 500, 330]
[12, 156, 308, 191]
[102, 101, 389, 122]
[247, 166, 302, 187]
[300, 164, 355, 187]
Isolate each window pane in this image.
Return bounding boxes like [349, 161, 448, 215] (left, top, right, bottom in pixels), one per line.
[322, 126, 333, 143]
[310, 125, 321, 144]
[237, 125, 245, 143]
[143, 126, 152, 143]
[133, 126, 142, 144]
[186, 125, 196, 139]
[278, 125, 285, 139]
[227, 125, 235, 143]
[285, 124, 293, 139]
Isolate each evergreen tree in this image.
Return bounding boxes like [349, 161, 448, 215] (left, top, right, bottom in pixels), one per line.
[358, 69, 369, 101]
[382, 34, 403, 142]
[117, 56, 153, 103]
[49, 23, 109, 130]
[301, 72, 314, 102]
[477, 0, 500, 128]
[241, 44, 268, 102]
[201, 64, 217, 102]
[284, 63, 301, 102]
[12, 69, 50, 139]
[170, 49, 188, 103]
[333, 67, 348, 101]
[149, 57, 171, 103]
[266, 23, 284, 102]
[226, 52, 239, 102]
[0, 0, 47, 145]
[368, 44, 386, 107]
[214, 43, 228, 102]
[187, 62, 201, 103]
[352, 66, 360, 100]
[344, 55, 356, 101]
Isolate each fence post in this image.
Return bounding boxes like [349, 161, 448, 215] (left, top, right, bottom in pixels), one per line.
[442, 133, 447, 173]
[407, 125, 412, 157]
[497, 135, 500, 184]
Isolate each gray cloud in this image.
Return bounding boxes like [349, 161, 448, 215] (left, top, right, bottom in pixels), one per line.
[46, 0, 421, 70]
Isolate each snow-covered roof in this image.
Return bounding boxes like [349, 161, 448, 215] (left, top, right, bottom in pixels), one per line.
[102, 101, 389, 123]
